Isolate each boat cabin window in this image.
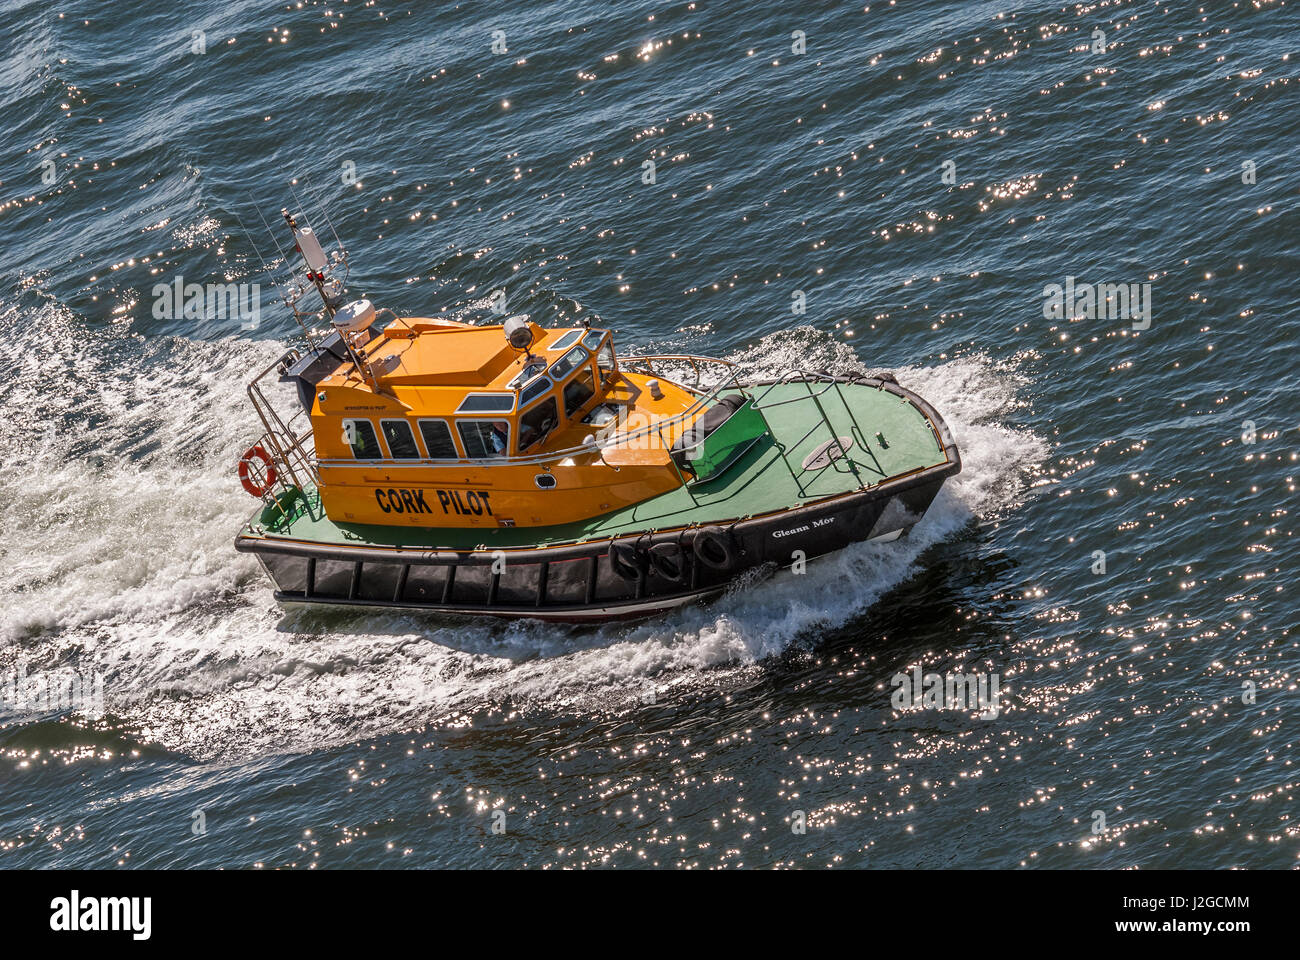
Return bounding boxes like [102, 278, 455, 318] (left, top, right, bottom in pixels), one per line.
[518, 397, 558, 452]
[342, 419, 382, 460]
[457, 393, 515, 414]
[583, 404, 618, 427]
[381, 419, 420, 459]
[458, 419, 510, 458]
[508, 357, 547, 389]
[417, 419, 458, 459]
[581, 329, 606, 350]
[548, 329, 583, 351]
[596, 339, 616, 381]
[519, 375, 552, 407]
[563, 363, 596, 416]
[549, 344, 588, 381]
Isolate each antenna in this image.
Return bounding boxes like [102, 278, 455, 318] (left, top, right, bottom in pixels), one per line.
[231, 206, 279, 292]
[277, 206, 381, 385]
[283, 208, 344, 320]
[297, 171, 347, 255]
[231, 185, 370, 382]
[233, 202, 322, 351]
[286, 168, 350, 292]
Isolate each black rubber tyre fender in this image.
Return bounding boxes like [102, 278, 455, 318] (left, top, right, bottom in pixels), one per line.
[691, 526, 734, 571]
[609, 538, 643, 581]
[648, 541, 688, 582]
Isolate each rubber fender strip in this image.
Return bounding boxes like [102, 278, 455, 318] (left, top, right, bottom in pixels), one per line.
[585, 554, 598, 605]
[536, 561, 549, 607]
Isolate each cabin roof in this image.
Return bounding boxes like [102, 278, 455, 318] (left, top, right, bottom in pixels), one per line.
[376, 325, 519, 387]
[321, 320, 595, 395]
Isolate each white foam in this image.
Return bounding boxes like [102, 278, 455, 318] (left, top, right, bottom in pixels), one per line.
[0, 310, 1046, 758]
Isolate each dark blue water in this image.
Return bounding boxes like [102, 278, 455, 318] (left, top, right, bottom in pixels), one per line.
[1, 0, 1297, 868]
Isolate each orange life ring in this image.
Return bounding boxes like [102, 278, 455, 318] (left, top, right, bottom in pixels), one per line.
[238, 445, 278, 497]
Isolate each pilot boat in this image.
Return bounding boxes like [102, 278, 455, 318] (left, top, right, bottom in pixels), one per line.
[234, 211, 961, 621]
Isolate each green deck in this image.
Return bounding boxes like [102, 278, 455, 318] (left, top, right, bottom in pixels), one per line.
[251, 379, 947, 551]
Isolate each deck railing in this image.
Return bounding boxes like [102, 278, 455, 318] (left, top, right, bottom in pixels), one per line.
[247, 349, 319, 492]
[618, 354, 736, 394]
[247, 347, 884, 506]
[310, 355, 752, 472]
[747, 372, 885, 498]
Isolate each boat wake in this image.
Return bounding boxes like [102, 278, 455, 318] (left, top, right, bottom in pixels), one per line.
[0, 305, 1046, 759]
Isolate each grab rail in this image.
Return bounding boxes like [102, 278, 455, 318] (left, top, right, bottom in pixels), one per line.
[247, 349, 319, 492]
[315, 356, 751, 471]
[619, 354, 736, 394]
[249, 338, 893, 510]
[748, 372, 885, 497]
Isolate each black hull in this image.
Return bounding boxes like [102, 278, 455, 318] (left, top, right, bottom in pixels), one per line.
[237, 466, 957, 623]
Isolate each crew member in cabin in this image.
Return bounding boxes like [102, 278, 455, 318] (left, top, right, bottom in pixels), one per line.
[490, 421, 509, 455]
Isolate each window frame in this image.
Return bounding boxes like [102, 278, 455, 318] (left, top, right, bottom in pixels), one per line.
[548, 343, 589, 382]
[415, 417, 461, 460]
[341, 417, 383, 461]
[518, 374, 553, 407]
[456, 392, 516, 414]
[379, 418, 421, 460]
[561, 361, 598, 418]
[456, 418, 511, 459]
[517, 395, 559, 453]
[594, 336, 616, 381]
[548, 329, 584, 351]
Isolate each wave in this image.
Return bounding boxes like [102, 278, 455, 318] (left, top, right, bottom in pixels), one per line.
[0, 305, 1045, 758]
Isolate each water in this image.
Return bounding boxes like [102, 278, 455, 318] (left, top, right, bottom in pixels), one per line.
[0, 0, 1296, 868]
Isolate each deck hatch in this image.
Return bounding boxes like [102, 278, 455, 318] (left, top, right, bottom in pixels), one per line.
[802, 436, 854, 471]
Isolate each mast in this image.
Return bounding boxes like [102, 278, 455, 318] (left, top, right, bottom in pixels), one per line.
[280, 207, 388, 388]
[283, 208, 343, 321]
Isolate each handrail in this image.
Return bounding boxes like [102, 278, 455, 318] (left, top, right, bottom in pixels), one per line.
[619, 354, 736, 394]
[247, 349, 319, 490]
[247, 336, 899, 516]
[251, 343, 888, 501]
[316, 356, 751, 471]
[744, 371, 888, 496]
[749, 373, 842, 411]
